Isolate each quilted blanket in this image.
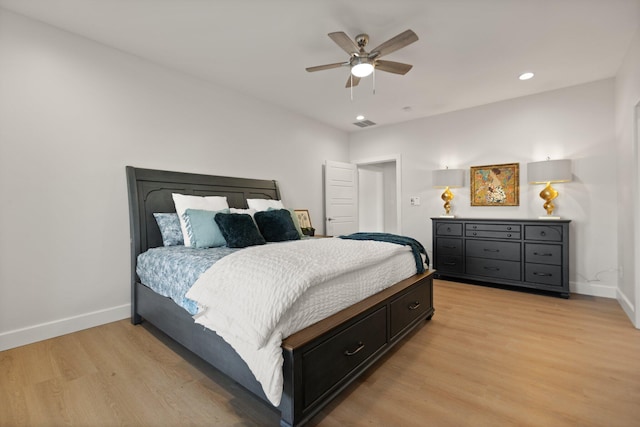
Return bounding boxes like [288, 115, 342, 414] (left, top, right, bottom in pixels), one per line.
[185, 237, 417, 406]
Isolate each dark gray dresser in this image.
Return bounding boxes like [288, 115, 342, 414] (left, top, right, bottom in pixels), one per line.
[431, 218, 570, 298]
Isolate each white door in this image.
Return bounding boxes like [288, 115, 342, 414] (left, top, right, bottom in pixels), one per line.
[324, 160, 358, 236]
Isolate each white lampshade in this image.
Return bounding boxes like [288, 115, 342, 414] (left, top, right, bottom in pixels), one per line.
[527, 159, 572, 184]
[351, 58, 374, 77]
[433, 169, 465, 188]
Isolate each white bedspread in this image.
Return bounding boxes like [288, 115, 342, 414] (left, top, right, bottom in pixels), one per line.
[185, 237, 420, 406]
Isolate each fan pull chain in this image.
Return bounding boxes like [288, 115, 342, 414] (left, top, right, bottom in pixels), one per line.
[373, 68, 376, 95]
[350, 74, 353, 101]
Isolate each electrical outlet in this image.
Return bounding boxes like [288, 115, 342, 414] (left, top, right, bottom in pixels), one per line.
[410, 196, 421, 206]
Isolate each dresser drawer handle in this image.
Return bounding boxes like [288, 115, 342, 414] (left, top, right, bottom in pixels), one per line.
[484, 248, 500, 252]
[540, 231, 547, 237]
[507, 233, 512, 237]
[408, 301, 421, 310]
[443, 262, 457, 266]
[473, 232, 477, 236]
[533, 272, 552, 277]
[344, 342, 365, 356]
[443, 245, 457, 249]
[533, 252, 553, 257]
[484, 266, 500, 271]
[446, 227, 451, 232]
[507, 226, 512, 230]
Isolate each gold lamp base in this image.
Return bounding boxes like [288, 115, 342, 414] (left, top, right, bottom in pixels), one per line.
[539, 182, 559, 217]
[441, 186, 454, 216]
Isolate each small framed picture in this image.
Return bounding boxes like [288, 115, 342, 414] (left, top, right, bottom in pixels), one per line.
[470, 163, 520, 206]
[294, 209, 312, 228]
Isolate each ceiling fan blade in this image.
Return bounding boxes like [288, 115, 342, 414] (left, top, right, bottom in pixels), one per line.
[370, 29, 418, 58]
[328, 32, 359, 55]
[306, 62, 348, 72]
[375, 60, 413, 75]
[345, 75, 361, 88]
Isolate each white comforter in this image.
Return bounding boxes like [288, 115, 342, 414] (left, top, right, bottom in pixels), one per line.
[185, 237, 419, 406]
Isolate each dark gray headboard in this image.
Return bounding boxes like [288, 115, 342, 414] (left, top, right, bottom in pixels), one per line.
[126, 165, 280, 257]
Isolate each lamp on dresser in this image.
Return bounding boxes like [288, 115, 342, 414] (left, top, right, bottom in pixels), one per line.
[433, 167, 465, 217]
[527, 158, 572, 219]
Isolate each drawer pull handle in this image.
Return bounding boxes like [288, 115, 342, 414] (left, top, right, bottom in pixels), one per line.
[443, 245, 457, 249]
[484, 249, 500, 252]
[446, 227, 451, 232]
[507, 234, 512, 237]
[443, 262, 457, 266]
[473, 232, 477, 236]
[540, 231, 547, 237]
[533, 272, 552, 277]
[408, 301, 421, 310]
[533, 252, 553, 257]
[484, 267, 500, 271]
[344, 342, 365, 356]
[507, 226, 512, 230]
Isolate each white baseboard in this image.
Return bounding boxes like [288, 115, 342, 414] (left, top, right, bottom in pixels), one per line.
[571, 281, 617, 298]
[616, 288, 637, 328]
[0, 304, 130, 352]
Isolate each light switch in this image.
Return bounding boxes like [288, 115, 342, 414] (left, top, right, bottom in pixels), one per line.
[410, 196, 421, 206]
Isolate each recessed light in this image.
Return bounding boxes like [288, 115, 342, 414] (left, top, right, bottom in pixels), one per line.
[356, 115, 365, 121]
[519, 72, 534, 80]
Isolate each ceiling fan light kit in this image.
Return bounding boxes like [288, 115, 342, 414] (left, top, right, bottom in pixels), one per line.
[306, 29, 418, 88]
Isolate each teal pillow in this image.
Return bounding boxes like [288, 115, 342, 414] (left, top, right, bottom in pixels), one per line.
[214, 213, 266, 248]
[268, 207, 304, 238]
[255, 209, 301, 242]
[182, 208, 230, 248]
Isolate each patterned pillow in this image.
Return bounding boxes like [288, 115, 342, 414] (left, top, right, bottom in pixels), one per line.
[214, 213, 266, 248]
[153, 213, 184, 246]
[255, 209, 301, 242]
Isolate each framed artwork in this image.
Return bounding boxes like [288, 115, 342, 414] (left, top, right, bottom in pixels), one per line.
[470, 163, 520, 206]
[294, 209, 312, 228]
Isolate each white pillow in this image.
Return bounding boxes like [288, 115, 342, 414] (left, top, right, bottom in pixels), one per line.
[172, 193, 229, 247]
[230, 208, 257, 216]
[246, 199, 285, 212]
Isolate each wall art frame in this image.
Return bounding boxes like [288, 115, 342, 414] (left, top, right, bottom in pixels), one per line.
[470, 163, 520, 206]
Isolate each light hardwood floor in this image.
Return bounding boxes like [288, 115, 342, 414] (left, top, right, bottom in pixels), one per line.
[1, 280, 639, 426]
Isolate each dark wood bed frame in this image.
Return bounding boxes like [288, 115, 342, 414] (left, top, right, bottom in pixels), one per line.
[126, 166, 435, 427]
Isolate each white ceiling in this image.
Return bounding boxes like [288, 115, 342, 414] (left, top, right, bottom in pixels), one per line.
[1, 0, 638, 132]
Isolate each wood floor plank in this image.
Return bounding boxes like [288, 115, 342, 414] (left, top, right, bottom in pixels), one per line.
[1, 279, 639, 426]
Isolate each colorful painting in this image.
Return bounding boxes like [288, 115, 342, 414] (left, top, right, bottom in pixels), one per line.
[470, 163, 520, 206]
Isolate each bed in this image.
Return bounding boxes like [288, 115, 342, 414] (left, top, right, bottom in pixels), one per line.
[126, 166, 435, 427]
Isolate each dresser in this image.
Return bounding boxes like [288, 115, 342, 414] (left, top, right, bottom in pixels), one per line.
[431, 218, 570, 298]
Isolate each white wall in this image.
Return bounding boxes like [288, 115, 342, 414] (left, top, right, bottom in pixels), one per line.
[0, 10, 348, 350]
[614, 27, 640, 326]
[349, 79, 617, 298]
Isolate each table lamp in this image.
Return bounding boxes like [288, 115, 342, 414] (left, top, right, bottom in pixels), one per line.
[527, 158, 572, 219]
[433, 168, 465, 217]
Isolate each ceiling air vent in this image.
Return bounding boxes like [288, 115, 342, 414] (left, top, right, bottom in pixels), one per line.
[353, 119, 377, 128]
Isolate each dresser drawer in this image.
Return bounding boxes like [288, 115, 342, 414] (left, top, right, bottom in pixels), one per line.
[525, 243, 562, 265]
[525, 263, 562, 287]
[466, 257, 521, 281]
[525, 225, 563, 242]
[436, 222, 462, 236]
[435, 255, 463, 274]
[466, 223, 521, 239]
[436, 237, 462, 256]
[466, 240, 520, 261]
[303, 307, 387, 407]
[390, 282, 430, 339]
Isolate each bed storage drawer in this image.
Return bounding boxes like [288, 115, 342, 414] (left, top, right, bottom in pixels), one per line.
[390, 282, 430, 339]
[302, 306, 387, 407]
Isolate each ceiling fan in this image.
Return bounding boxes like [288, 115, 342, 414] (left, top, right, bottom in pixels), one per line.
[306, 29, 418, 88]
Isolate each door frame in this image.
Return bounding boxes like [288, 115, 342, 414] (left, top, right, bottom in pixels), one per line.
[352, 154, 402, 234]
